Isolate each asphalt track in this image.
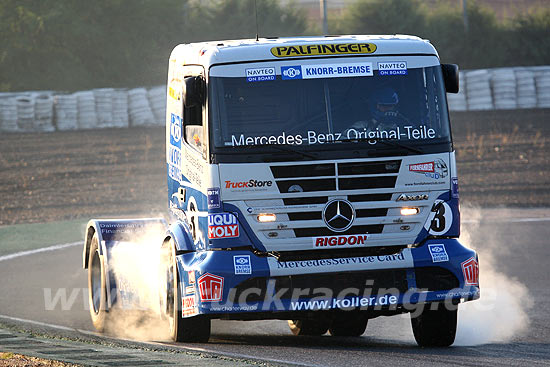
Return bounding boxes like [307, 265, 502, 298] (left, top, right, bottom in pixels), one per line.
[1, 209, 549, 366]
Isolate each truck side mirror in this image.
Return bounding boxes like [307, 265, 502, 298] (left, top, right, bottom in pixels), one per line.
[182, 76, 205, 107]
[441, 64, 459, 94]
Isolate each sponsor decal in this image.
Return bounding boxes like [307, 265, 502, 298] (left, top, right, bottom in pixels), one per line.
[378, 61, 408, 76]
[428, 244, 449, 262]
[436, 290, 479, 299]
[209, 305, 259, 312]
[228, 126, 436, 147]
[271, 43, 377, 57]
[168, 78, 182, 101]
[452, 177, 459, 198]
[313, 234, 368, 248]
[281, 66, 302, 80]
[208, 213, 239, 239]
[170, 113, 182, 144]
[396, 193, 428, 201]
[409, 159, 448, 180]
[409, 161, 434, 173]
[246, 67, 276, 82]
[301, 63, 373, 79]
[167, 113, 183, 184]
[268, 250, 413, 276]
[233, 255, 252, 275]
[198, 273, 224, 302]
[461, 257, 479, 286]
[281, 63, 373, 80]
[187, 270, 195, 284]
[207, 187, 220, 209]
[182, 295, 197, 316]
[290, 295, 397, 311]
[183, 148, 205, 187]
[224, 179, 273, 189]
[99, 222, 163, 237]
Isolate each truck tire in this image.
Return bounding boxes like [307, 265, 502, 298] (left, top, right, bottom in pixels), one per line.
[288, 318, 331, 336]
[88, 233, 109, 332]
[329, 313, 368, 337]
[410, 305, 457, 347]
[162, 239, 210, 343]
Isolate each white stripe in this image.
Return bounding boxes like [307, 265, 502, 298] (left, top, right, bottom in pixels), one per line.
[0, 241, 81, 262]
[462, 217, 550, 224]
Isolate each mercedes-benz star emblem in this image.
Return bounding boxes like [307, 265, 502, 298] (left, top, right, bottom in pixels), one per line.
[323, 199, 355, 232]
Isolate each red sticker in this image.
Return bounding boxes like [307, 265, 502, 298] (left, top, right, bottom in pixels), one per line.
[198, 273, 224, 302]
[461, 257, 479, 286]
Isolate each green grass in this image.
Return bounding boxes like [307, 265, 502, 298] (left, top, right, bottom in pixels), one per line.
[0, 352, 14, 359]
[0, 219, 87, 257]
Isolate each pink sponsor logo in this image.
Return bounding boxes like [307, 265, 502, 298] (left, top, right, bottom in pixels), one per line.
[409, 162, 434, 173]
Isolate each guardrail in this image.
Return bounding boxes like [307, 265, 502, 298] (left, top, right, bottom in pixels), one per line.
[1, 66, 549, 133]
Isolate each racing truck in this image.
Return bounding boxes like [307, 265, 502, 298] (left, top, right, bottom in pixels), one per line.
[83, 35, 480, 347]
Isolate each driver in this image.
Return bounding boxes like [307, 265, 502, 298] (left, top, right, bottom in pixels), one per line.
[348, 87, 409, 134]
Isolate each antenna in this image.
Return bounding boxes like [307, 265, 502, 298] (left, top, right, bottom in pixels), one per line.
[254, 0, 259, 41]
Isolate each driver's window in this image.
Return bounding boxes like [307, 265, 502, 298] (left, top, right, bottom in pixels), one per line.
[182, 67, 205, 155]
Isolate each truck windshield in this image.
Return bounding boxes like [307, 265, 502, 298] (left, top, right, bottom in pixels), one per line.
[210, 56, 451, 161]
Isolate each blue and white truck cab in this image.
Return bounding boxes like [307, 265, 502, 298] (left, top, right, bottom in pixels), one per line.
[83, 35, 480, 347]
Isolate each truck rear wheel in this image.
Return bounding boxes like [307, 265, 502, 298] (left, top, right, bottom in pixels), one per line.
[161, 239, 210, 343]
[288, 317, 331, 336]
[410, 304, 457, 347]
[329, 313, 368, 337]
[88, 234, 109, 332]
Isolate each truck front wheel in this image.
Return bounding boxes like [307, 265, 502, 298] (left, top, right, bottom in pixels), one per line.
[88, 233, 109, 332]
[329, 313, 368, 337]
[161, 239, 210, 343]
[410, 304, 457, 347]
[288, 317, 331, 336]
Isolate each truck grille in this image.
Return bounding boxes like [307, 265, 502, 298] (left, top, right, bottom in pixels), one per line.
[270, 160, 400, 238]
[233, 156, 441, 252]
[271, 160, 399, 193]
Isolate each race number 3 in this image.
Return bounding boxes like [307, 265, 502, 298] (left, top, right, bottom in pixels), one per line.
[429, 201, 452, 235]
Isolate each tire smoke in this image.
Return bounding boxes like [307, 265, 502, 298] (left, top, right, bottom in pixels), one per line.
[102, 223, 171, 341]
[453, 206, 534, 346]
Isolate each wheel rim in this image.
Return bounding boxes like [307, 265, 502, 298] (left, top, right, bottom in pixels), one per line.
[90, 251, 102, 314]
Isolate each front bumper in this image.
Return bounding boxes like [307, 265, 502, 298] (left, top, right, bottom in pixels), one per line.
[177, 238, 480, 317]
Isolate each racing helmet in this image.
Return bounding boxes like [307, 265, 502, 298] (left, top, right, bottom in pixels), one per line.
[372, 87, 399, 120]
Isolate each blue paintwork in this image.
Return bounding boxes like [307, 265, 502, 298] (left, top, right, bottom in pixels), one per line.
[172, 237, 479, 316]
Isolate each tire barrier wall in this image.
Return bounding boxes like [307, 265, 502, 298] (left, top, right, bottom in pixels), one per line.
[0, 66, 549, 133]
[0, 86, 165, 133]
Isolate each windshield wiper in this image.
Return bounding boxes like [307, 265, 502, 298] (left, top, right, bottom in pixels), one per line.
[336, 138, 423, 154]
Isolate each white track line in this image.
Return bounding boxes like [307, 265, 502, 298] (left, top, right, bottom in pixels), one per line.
[0, 314, 312, 367]
[0, 314, 78, 332]
[0, 241, 81, 262]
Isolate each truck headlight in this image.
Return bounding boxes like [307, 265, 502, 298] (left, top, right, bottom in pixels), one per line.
[400, 207, 419, 216]
[257, 213, 277, 222]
